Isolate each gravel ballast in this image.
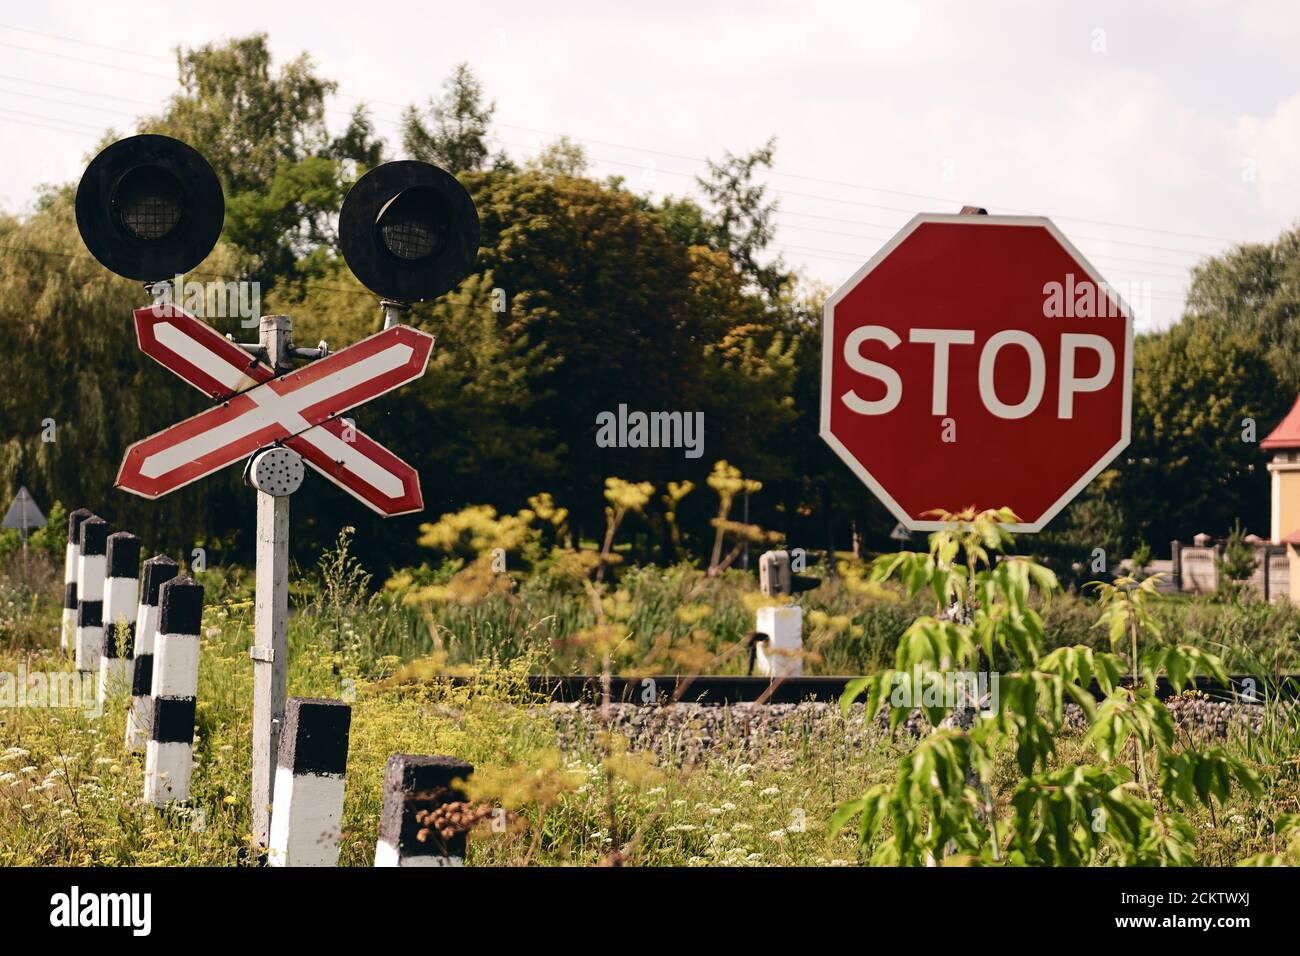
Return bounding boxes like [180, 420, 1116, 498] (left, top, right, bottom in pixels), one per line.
[544, 695, 1277, 764]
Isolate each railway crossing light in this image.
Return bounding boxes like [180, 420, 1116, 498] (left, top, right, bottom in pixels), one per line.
[75, 134, 225, 284]
[75, 141, 479, 852]
[337, 159, 480, 317]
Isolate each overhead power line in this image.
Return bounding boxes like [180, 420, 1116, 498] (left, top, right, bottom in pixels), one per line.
[0, 24, 1243, 250]
[0, 20, 1241, 311]
[0, 75, 1217, 270]
[0, 113, 97, 138]
[0, 38, 175, 80]
[0, 22, 174, 62]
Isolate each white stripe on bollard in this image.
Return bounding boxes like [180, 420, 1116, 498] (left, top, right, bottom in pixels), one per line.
[268, 698, 352, 867]
[75, 516, 108, 673]
[126, 555, 179, 752]
[61, 508, 92, 655]
[144, 576, 204, 807]
[98, 532, 141, 707]
[375, 754, 474, 867]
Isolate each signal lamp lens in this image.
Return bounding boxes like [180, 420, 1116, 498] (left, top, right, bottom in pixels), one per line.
[114, 165, 184, 240]
[376, 186, 448, 262]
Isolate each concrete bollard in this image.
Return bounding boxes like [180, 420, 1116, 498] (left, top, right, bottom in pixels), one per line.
[375, 755, 475, 867]
[755, 605, 804, 678]
[268, 698, 352, 867]
[75, 516, 108, 673]
[61, 508, 93, 654]
[144, 576, 204, 807]
[126, 555, 179, 752]
[99, 532, 141, 706]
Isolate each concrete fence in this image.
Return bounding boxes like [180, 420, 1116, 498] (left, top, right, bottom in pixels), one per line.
[1169, 540, 1290, 601]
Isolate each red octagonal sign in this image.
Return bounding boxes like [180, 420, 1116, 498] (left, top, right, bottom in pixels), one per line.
[821, 214, 1133, 533]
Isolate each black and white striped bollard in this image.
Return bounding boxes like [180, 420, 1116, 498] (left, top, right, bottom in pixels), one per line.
[375, 754, 475, 867]
[268, 698, 352, 867]
[61, 508, 93, 654]
[75, 515, 108, 673]
[144, 576, 204, 807]
[126, 555, 179, 752]
[98, 531, 141, 706]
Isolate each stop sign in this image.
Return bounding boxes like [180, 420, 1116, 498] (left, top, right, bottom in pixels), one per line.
[820, 214, 1133, 533]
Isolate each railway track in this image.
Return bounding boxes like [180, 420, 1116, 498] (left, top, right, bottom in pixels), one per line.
[450, 674, 1300, 706]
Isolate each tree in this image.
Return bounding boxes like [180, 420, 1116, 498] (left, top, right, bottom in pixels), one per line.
[1216, 518, 1258, 601]
[526, 136, 589, 178]
[696, 137, 792, 300]
[402, 63, 495, 174]
[147, 34, 335, 193]
[1111, 323, 1288, 548]
[142, 34, 383, 291]
[327, 105, 386, 170]
[1183, 226, 1300, 393]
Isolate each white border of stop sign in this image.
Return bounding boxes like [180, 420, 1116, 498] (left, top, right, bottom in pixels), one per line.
[819, 213, 1134, 534]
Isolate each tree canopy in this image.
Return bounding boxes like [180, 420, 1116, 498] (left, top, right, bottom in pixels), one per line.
[0, 35, 1293, 578]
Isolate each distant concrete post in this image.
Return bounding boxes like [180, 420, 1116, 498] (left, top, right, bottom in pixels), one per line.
[268, 698, 352, 867]
[144, 576, 204, 806]
[75, 516, 108, 673]
[755, 605, 804, 678]
[98, 532, 141, 706]
[375, 755, 475, 867]
[126, 555, 179, 752]
[61, 508, 92, 654]
[755, 550, 805, 678]
[1170, 540, 1182, 591]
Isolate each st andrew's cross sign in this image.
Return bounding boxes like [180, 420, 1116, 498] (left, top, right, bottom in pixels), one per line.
[122, 305, 428, 515]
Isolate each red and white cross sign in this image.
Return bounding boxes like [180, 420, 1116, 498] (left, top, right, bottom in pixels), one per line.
[118, 305, 430, 515]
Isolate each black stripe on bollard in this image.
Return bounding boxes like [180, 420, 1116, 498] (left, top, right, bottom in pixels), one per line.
[375, 754, 475, 866]
[106, 531, 142, 579]
[142, 555, 179, 606]
[278, 698, 352, 777]
[77, 601, 102, 629]
[67, 508, 93, 545]
[151, 696, 197, 744]
[269, 698, 352, 866]
[102, 622, 135, 658]
[79, 516, 108, 557]
[130, 656, 154, 696]
[159, 576, 203, 637]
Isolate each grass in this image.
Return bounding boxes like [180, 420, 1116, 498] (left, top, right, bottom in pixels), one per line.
[1, 546, 1298, 866]
[0, 641, 883, 866]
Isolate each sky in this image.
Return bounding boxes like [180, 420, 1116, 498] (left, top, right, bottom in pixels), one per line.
[1, 0, 1297, 331]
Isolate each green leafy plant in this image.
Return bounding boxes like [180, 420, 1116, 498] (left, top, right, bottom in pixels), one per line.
[1216, 520, 1259, 602]
[834, 508, 1261, 866]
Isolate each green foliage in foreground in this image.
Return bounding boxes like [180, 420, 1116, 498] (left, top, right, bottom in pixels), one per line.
[834, 509, 1298, 866]
[1, 517, 1299, 867]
